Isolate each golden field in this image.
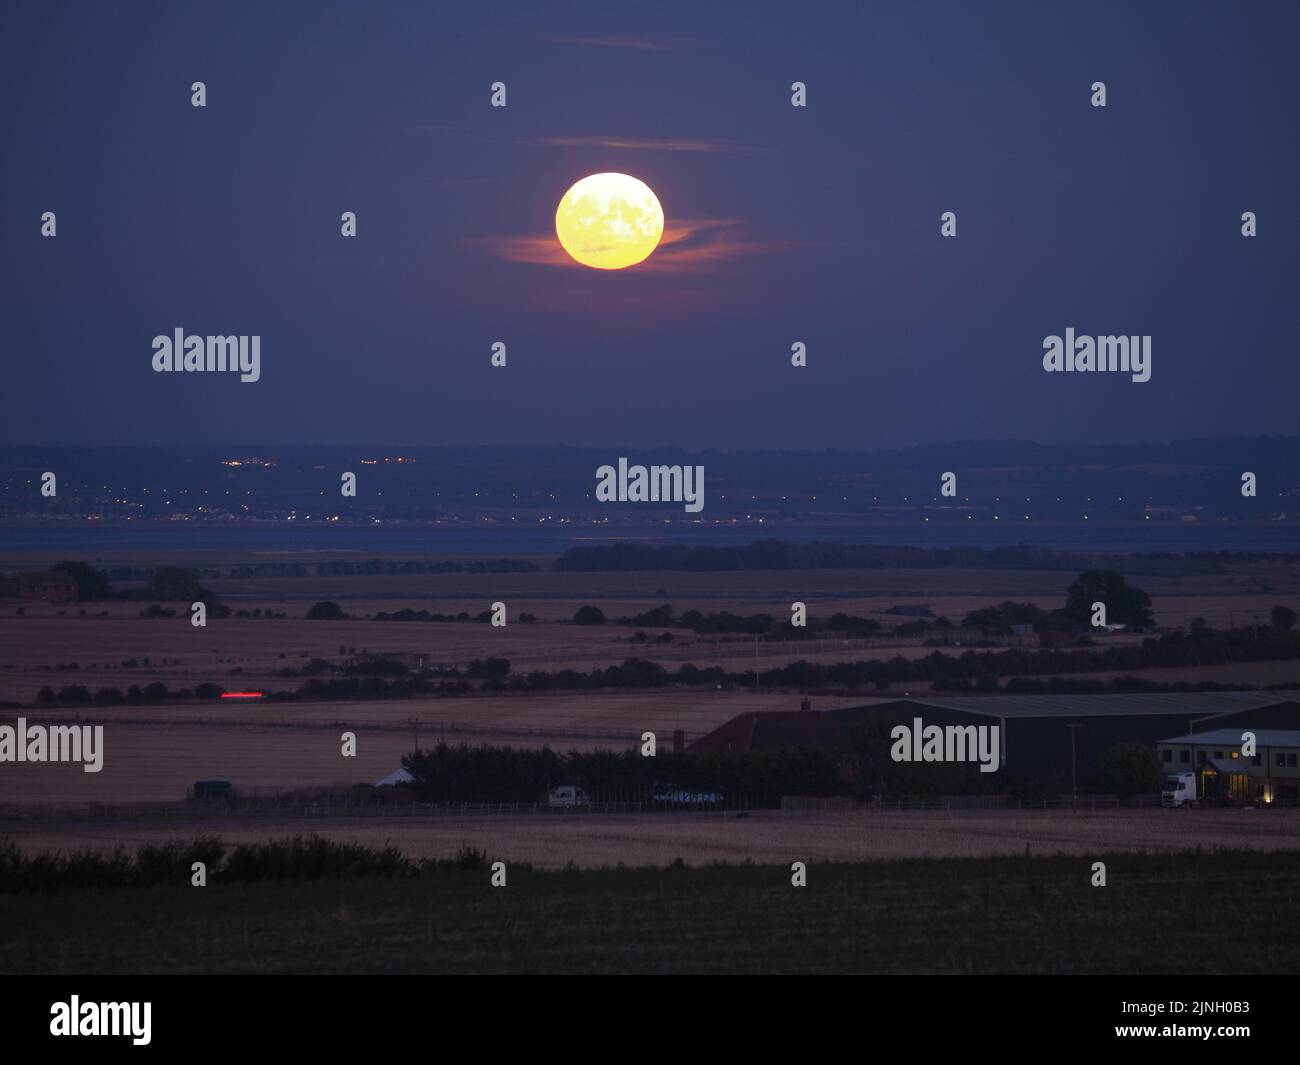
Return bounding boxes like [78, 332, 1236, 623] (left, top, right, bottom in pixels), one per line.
[0, 691, 874, 805]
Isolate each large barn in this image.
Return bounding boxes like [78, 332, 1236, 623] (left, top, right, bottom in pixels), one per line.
[690, 692, 1300, 784]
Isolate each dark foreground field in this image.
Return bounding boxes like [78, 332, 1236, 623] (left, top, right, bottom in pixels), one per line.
[3, 846, 1299, 974]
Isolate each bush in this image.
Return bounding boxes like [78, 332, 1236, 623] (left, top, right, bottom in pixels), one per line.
[453, 844, 490, 871]
[573, 605, 606, 625]
[134, 838, 225, 883]
[306, 601, 348, 620]
[0, 835, 522, 892]
[221, 836, 411, 881]
[0, 840, 134, 893]
[466, 657, 510, 679]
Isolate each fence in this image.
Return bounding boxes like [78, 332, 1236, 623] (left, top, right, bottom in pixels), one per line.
[780, 793, 1170, 812]
[0, 797, 649, 823]
[9, 789, 1284, 825]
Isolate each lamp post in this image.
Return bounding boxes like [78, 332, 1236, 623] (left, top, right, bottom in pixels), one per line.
[1066, 723, 1083, 808]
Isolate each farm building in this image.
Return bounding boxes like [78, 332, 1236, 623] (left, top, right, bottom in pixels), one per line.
[190, 780, 232, 801]
[691, 692, 1300, 785]
[1156, 728, 1300, 805]
[689, 710, 850, 753]
[343, 652, 431, 671]
[0, 570, 79, 602]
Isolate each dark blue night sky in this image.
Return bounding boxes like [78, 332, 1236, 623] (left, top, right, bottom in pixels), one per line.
[4, 0, 1297, 449]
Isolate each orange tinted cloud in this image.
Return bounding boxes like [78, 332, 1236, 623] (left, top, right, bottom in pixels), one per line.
[469, 218, 805, 274]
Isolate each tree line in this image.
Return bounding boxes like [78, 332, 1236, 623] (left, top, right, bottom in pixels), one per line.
[552, 541, 1236, 575]
[31, 615, 1300, 707]
[401, 736, 1163, 805]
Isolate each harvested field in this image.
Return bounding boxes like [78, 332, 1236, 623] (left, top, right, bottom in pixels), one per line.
[0, 724, 413, 804]
[4, 553, 1298, 706]
[0, 691, 873, 804]
[4, 590, 1297, 705]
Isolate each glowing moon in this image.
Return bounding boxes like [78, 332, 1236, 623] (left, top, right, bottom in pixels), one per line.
[555, 173, 664, 269]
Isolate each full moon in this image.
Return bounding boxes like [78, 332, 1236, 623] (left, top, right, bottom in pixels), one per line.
[554, 173, 664, 270]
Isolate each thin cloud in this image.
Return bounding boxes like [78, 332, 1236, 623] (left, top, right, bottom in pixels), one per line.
[468, 218, 809, 274]
[469, 233, 574, 267]
[546, 34, 692, 52]
[404, 126, 766, 156]
[516, 134, 765, 155]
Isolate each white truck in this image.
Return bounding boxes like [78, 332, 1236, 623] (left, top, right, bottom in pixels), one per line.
[547, 784, 589, 808]
[1161, 772, 1198, 808]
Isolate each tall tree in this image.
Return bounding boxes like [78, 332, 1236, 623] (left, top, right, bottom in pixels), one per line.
[1064, 570, 1154, 628]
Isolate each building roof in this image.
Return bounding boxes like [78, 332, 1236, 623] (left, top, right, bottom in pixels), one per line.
[835, 692, 1300, 720]
[1157, 728, 1300, 747]
[693, 696, 1300, 755]
[1202, 758, 1246, 775]
[689, 711, 849, 753]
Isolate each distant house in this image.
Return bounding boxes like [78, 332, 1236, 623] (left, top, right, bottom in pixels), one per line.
[1155, 728, 1300, 805]
[0, 571, 79, 602]
[345, 652, 429, 671]
[191, 780, 233, 801]
[375, 767, 415, 787]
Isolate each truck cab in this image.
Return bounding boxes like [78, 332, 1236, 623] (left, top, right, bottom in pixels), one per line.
[1161, 771, 1198, 808]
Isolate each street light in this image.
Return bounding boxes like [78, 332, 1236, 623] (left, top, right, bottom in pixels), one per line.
[1066, 723, 1083, 808]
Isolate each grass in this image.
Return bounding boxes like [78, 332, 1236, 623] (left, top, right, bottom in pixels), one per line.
[0, 840, 1297, 973]
[0, 835, 503, 891]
